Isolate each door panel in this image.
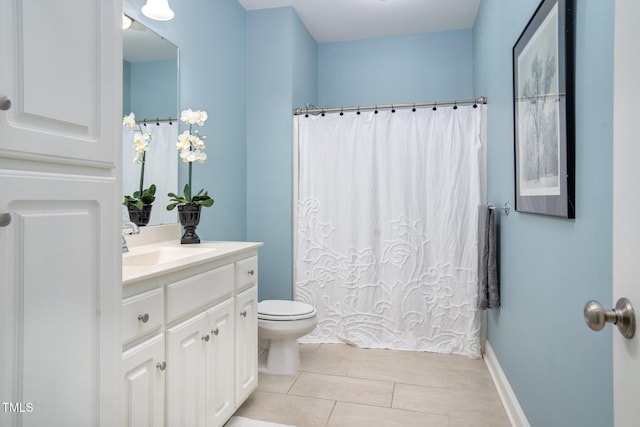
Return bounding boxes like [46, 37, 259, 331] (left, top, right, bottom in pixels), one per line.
[235, 286, 258, 405]
[122, 334, 165, 427]
[0, 0, 118, 167]
[0, 170, 119, 427]
[166, 313, 208, 427]
[206, 299, 235, 426]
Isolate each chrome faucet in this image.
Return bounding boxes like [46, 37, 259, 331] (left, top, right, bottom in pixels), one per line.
[121, 221, 140, 253]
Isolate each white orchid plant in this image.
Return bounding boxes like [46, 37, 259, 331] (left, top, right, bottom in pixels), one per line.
[167, 109, 214, 210]
[122, 112, 156, 210]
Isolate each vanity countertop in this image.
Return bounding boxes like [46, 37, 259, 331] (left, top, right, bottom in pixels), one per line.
[122, 224, 262, 285]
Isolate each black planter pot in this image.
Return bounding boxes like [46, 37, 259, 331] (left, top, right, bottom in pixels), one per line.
[127, 204, 152, 226]
[178, 204, 202, 244]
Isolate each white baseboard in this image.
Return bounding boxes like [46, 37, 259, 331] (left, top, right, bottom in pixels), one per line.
[484, 341, 531, 427]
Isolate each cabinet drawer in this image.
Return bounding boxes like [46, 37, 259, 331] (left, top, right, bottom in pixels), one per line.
[236, 256, 258, 290]
[122, 288, 164, 344]
[166, 264, 234, 323]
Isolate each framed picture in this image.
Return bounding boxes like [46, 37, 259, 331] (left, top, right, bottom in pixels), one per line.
[513, 0, 575, 218]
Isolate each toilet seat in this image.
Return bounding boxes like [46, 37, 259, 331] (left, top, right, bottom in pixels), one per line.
[258, 300, 316, 321]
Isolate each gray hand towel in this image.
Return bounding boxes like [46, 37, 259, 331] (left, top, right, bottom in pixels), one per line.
[477, 205, 499, 309]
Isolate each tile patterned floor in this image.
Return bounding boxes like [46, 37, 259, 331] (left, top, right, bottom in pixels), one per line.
[232, 343, 511, 427]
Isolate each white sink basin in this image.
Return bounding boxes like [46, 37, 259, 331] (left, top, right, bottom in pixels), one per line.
[123, 246, 216, 267]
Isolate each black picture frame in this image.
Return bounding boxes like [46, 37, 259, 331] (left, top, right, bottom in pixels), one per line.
[513, 0, 575, 218]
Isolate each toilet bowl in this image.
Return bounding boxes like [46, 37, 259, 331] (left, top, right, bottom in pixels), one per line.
[257, 300, 317, 375]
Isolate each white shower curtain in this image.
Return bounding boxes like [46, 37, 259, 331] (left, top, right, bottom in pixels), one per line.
[294, 105, 485, 358]
[122, 122, 178, 225]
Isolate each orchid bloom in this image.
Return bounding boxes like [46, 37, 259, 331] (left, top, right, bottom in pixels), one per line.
[123, 112, 136, 128]
[180, 109, 208, 126]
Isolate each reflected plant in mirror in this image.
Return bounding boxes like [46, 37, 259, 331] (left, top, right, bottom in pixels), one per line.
[123, 112, 157, 226]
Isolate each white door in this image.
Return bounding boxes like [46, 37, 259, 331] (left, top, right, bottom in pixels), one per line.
[612, 0, 640, 425]
[0, 0, 121, 426]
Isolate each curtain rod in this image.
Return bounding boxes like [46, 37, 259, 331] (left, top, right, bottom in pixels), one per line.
[293, 96, 487, 116]
[135, 116, 177, 125]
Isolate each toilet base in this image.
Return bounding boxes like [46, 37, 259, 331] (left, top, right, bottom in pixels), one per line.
[261, 338, 301, 376]
[257, 313, 317, 376]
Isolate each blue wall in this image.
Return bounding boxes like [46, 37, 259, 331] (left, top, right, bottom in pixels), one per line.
[123, 0, 248, 241]
[123, 61, 131, 115]
[318, 30, 474, 107]
[125, 59, 177, 119]
[474, 1, 614, 426]
[246, 7, 317, 301]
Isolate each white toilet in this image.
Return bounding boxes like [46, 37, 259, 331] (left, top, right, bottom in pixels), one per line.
[257, 300, 317, 375]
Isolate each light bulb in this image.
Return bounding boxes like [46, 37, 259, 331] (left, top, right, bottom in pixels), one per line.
[141, 0, 174, 21]
[122, 14, 132, 30]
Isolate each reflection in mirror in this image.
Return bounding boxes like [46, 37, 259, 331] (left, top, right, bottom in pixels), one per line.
[122, 17, 178, 226]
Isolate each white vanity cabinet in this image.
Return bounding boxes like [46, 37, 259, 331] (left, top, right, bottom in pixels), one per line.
[122, 243, 261, 427]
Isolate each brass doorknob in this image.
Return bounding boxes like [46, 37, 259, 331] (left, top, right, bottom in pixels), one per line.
[584, 298, 636, 339]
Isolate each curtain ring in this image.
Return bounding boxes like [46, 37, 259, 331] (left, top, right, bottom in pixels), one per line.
[453, 100, 458, 110]
[412, 103, 416, 112]
[340, 107, 344, 116]
[156, 118, 160, 125]
[305, 107, 309, 118]
[143, 119, 147, 126]
[321, 109, 325, 117]
[374, 105, 378, 114]
[391, 105, 395, 113]
[357, 106, 361, 115]
[432, 102, 437, 111]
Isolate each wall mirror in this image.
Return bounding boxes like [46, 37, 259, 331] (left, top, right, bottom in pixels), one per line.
[122, 17, 178, 226]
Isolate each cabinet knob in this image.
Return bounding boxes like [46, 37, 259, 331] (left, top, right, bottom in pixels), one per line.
[138, 313, 150, 323]
[0, 96, 11, 111]
[240, 310, 247, 317]
[0, 213, 11, 228]
[201, 334, 210, 342]
[212, 328, 219, 336]
[248, 269, 255, 276]
[156, 361, 166, 371]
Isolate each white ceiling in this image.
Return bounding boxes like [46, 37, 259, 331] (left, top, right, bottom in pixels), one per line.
[237, 0, 482, 43]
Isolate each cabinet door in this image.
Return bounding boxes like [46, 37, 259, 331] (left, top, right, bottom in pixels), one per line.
[206, 299, 235, 427]
[0, 0, 119, 167]
[235, 286, 258, 405]
[0, 171, 120, 427]
[166, 312, 208, 427]
[122, 334, 165, 427]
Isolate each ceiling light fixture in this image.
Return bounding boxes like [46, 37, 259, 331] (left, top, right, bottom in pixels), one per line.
[141, 0, 175, 21]
[122, 13, 132, 29]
